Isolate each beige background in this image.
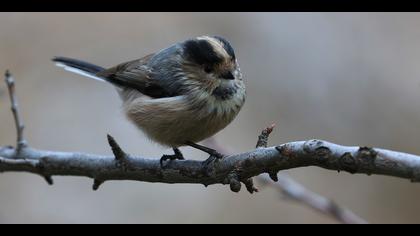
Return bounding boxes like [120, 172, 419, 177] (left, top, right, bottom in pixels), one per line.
[1, 12, 420, 223]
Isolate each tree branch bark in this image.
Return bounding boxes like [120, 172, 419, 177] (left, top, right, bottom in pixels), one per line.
[1, 137, 420, 191]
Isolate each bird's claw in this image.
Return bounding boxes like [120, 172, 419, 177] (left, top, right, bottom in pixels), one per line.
[160, 148, 184, 168]
[201, 152, 225, 176]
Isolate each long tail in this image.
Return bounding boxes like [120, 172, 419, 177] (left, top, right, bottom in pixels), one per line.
[52, 57, 108, 83]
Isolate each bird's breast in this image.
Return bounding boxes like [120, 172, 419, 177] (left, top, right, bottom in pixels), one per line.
[123, 82, 245, 147]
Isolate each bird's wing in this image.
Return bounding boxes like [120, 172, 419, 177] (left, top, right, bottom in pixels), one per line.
[96, 54, 177, 99]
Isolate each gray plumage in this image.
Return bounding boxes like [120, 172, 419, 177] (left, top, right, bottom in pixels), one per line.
[53, 35, 246, 149]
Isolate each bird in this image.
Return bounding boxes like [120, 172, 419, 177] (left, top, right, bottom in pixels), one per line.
[52, 35, 246, 167]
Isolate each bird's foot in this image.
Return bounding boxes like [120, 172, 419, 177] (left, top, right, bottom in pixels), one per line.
[184, 141, 225, 175]
[201, 151, 225, 176]
[160, 147, 184, 168]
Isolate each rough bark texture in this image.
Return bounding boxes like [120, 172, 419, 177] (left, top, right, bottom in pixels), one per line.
[1, 138, 420, 192]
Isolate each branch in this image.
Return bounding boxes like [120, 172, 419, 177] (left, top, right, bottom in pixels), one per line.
[258, 174, 367, 224]
[205, 126, 367, 224]
[1, 132, 420, 190]
[4, 70, 27, 151]
[1, 71, 419, 224]
[254, 125, 367, 224]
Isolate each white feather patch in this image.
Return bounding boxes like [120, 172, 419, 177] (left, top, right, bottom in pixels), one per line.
[55, 62, 106, 83]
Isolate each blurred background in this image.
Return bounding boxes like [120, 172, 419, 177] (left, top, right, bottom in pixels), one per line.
[1, 12, 420, 223]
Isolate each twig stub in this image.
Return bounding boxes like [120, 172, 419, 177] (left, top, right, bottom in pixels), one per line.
[227, 172, 241, 193]
[107, 134, 128, 161]
[268, 171, 279, 182]
[256, 123, 276, 148]
[92, 179, 104, 191]
[44, 176, 54, 185]
[243, 178, 259, 194]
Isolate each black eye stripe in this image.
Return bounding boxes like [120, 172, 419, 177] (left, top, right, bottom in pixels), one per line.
[183, 39, 223, 66]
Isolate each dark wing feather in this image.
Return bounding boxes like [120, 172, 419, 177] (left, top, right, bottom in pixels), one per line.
[96, 54, 176, 98]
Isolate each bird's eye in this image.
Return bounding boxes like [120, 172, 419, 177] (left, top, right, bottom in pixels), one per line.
[204, 66, 213, 73]
[220, 71, 235, 80]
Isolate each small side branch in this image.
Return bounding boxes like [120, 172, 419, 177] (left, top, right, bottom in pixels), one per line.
[258, 174, 367, 224]
[256, 123, 275, 148]
[4, 70, 27, 151]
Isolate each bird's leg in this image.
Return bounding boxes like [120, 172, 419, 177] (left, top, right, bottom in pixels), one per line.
[185, 141, 224, 159]
[185, 141, 224, 160]
[160, 147, 185, 167]
[185, 141, 225, 175]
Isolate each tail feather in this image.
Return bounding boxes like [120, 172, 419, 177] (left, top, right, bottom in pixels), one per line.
[52, 57, 107, 83]
[53, 57, 105, 74]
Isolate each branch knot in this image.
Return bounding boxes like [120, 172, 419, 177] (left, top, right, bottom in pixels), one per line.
[227, 172, 241, 192]
[339, 152, 359, 174]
